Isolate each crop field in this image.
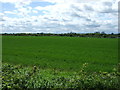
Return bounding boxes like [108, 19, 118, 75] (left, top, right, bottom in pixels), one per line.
[2, 36, 118, 72]
[2, 36, 120, 89]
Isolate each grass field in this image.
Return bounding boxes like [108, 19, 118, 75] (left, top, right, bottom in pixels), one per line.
[2, 36, 118, 72]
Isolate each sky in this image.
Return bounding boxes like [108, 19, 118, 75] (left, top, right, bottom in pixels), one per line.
[0, 0, 119, 33]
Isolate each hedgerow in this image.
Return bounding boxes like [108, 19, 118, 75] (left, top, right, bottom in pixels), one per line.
[2, 63, 120, 89]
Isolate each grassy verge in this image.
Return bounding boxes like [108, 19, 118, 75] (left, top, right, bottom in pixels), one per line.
[2, 63, 120, 89]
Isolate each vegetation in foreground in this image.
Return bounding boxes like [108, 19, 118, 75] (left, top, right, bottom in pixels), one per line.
[2, 36, 119, 89]
[2, 63, 120, 89]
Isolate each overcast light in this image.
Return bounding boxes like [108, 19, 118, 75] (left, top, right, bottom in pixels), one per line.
[0, 0, 119, 33]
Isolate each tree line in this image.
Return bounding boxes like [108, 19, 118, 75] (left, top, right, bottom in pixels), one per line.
[1, 32, 120, 38]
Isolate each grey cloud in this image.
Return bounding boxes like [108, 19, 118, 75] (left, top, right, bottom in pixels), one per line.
[0, 18, 5, 21]
[44, 17, 59, 21]
[103, 2, 112, 6]
[85, 18, 92, 21]
[98, 1, 117, 13]
[71, 3, 94, 12]
[34, 20, 38, 22]
[70, 4, 93, 22]
[71, 4, 82, 11]
[70, 11, 86, 19]
[26, 20, 31, 22]
[85, 24, 100, 28]
[84, 5, 94, 11]
[62, 19, 71, 22]
[105, 23, 117, 28]
[100, 8, 117, 13]
[70, 11, 92, 22]
[71, 13, 81, 18]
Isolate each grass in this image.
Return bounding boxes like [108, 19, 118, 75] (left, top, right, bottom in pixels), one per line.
[2, 36, 118, 72]
[2, 36, 119, 89]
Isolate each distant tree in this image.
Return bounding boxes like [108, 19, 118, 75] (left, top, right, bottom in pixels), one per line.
[101, 31, 106, 34]
[94, 32, 100, 34]
[111, 33, 114, 35]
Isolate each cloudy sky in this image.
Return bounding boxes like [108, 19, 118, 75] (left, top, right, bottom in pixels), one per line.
[0, 0, 119, 33]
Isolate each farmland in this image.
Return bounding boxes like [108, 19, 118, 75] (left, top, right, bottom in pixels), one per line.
[2, 36, 118, 72]
[2, 36, 119, 89]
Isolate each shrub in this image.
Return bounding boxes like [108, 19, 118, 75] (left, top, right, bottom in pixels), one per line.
[2, 63, 120, 89]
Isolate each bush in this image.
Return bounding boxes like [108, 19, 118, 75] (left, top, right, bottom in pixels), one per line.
[2, 63, 120, 89]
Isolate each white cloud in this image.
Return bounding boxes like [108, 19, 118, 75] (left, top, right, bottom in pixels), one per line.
[4, 11, 16, 14]
[32, 10, 38, 13]
[0, 0, 119, 33]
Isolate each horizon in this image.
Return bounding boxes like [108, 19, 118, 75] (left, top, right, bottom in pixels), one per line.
[0, 30, 119, 34]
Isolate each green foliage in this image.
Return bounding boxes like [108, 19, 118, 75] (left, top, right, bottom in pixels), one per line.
[2, 36, 118, 72]
[2, 63, 120, 89]
[1, 32, 119, 38]
[2, 36, 119, 89]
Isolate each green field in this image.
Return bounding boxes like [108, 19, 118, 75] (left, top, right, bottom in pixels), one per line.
[2, 36, 119, 89]
[2, 36, 118, 72]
